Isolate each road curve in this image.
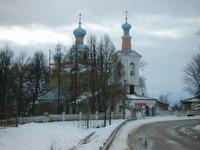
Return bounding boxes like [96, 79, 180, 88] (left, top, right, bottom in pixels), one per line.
[128, 119, 200, 150]
[109, 116, 200, 150]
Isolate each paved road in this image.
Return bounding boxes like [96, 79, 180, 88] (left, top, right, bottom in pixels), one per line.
[128, 119, 200, 150]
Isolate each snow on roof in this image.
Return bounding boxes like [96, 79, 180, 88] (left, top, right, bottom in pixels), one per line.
[76, 91, 99, 103]
[117, 49, 142, 58]
[63, 64, 89, 74]
[127, 94, 157, 100]
[38, 87, 70, 102]
[77, 92, 88, 102]
[182, 95, 200, 103]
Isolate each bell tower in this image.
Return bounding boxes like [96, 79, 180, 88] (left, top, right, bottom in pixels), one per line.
[117, 11, 142, 96]
[121, 11, 132, 50]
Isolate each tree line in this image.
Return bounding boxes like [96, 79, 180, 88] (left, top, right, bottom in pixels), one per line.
[0, 47, 49, 119]
[184, 32, 200, 96]
[0, 34, 126, 125]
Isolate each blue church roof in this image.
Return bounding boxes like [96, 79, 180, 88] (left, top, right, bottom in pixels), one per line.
[71, 44, 88, 49]
[38, 87, 70, 102]
[122, 22, 131, 31]
[73, 26, 86, 37]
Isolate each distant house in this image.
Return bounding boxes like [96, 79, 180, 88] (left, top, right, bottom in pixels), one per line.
[36, 88, 97, 115]
[119, 94, 171, 118]
[181, 95, 200, 111]
[36, 87, 70, 115]
[156, 100, 169, 111]
[122, 94, 157, 117]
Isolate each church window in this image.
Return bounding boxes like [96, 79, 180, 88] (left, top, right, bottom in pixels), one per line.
[83, 53, 87, 60]
[130, 85, 135, 94]
[130, 62, 135, 75]
[119, 105, 123, 112]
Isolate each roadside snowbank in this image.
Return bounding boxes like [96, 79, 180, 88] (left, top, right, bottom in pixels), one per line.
[110, 116, 200, 150]
[0, 120, 124, 150]
[193, 125, 200, 131]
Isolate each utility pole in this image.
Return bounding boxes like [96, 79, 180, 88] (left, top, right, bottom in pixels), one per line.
[90, 44, 96, 113]
[100, 47, 103, 113]
[71, 41, 79, 114]
[123, 80, 126, 119]
[48, 50, 51, 83]
[57, 46, 61, 114]
[87, 81, 90, 128]
[93, 44, 96, 113]
[49, 44, 64, 114]
[74, 41, 78, 113]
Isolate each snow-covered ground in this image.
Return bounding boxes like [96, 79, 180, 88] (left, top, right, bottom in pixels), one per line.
[110, 115, 200, 150]
[1, 116, 199, 150]
[193, 125, 200, 131]
[0, 120, 124, 150]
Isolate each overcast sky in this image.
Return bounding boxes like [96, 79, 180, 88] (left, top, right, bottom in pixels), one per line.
[0, 0, 200, 102]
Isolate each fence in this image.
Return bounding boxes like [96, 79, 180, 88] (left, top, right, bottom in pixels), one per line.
[0, 112, 124, 126]
[1, 110, 195, 127]
[156, 110, 175, 116]
[156, 110, 200, 116]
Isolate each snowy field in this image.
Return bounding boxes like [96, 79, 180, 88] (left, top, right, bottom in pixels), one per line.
[0, 120, 124, 150]
[110, 115, 200, 150]
[1, 116, 199, 150]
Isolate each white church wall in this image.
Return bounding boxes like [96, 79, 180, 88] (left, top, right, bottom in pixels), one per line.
[134, 85, 143, 95]
[119, 53, 140, 86]
[128, 56, 140, 85]
[125, 109, 132, 118]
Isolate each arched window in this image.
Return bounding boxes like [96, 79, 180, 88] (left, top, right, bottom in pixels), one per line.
[130, 62, 135, 75]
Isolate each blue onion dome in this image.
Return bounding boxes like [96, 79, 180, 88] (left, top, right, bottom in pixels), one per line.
[122, 22, 131, 31]
[73, 26, 86, 37]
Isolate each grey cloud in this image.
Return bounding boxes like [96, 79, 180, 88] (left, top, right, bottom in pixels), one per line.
[0, 0, 200, 26]
[0, 0, 200, 101]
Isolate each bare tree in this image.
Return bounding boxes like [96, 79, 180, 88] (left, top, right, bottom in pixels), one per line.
[12, 52, 30, 117]
[97, 35, 125, 126]
[184, 51, 200, 96]
[27, 51, 49, 116]
[138, 58, 147, 96]
[87, 34, 98, 113]
[0, 46, 14, 120]
[139, 76, 146, 96]
[108, 57, 125, 125]
[139, 60, 146, 71]
[159, 93, 170, 104]
[184, 30, 200, 96]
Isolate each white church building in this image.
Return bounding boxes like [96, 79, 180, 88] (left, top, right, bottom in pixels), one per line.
[117, 12, 157, 117]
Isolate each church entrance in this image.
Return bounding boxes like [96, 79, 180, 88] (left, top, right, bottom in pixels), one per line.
[145, 105, 149, 116]
[130, 85, 135, 94]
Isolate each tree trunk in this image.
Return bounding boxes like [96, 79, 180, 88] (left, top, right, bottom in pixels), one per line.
[109, 106, 112, 125]
[104, 108, 107, 127]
